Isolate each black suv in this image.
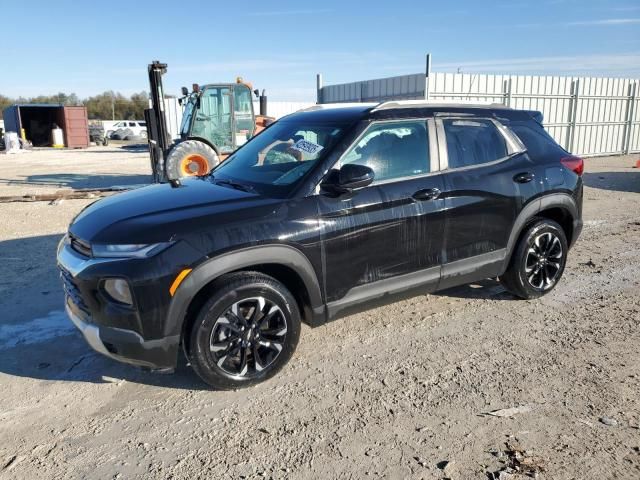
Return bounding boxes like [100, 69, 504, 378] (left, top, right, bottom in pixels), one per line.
[57, 102, 583, 389]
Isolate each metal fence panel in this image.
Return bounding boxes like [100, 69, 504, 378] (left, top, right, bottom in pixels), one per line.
[321, 74, 426, 103]
[319, 71, 640, 157]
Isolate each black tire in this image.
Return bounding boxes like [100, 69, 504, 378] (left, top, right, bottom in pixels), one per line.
[102, 137, 109, 146]
[186, 272, 301, 389]
[165, 140, 219, 179]
[500, 218, 568, 299]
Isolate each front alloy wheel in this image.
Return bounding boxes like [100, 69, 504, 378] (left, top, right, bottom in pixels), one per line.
[187, 272, 301, 389]
[210, 297, 288, 377]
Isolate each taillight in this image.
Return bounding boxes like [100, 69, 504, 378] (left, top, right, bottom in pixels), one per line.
[560, 156, 584, 176]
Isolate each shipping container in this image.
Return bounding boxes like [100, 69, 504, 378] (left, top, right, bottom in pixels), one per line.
[1, 104, 89, 148]
[61, 106, 89, 148]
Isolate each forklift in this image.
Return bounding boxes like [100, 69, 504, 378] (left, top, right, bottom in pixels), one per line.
[145, 61, 273, 183]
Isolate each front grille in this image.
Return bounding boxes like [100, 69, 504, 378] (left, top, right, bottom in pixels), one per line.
[69, 234, 91, 257]
[60, 268, 90, 315]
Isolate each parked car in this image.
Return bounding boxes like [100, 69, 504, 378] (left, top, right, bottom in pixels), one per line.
[106, 121, 147, 139]
[57, 102, 583, 389]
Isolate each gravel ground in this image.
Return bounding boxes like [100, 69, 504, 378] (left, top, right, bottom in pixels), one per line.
[0, 147, 638, 479]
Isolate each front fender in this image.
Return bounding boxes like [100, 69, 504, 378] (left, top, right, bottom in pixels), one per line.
[164, 244, 324, 340]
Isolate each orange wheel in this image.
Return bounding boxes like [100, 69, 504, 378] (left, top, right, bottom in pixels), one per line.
[165, 140, 219, 180]
[180, 154, 210, 176]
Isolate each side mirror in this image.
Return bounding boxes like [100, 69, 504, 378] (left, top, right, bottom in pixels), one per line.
[321, 164, 375, 194]
[181, 86, 189, 96]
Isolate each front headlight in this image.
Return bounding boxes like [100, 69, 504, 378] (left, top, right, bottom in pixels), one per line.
[92, 242, 172, 258]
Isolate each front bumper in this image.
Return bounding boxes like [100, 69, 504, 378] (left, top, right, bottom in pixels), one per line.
[58, 239, 184, 369]
[65, 299, 178, 369]
[66, 301, 113, 359]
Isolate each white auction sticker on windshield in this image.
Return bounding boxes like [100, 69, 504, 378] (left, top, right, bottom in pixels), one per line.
[290, 139, 324, 155]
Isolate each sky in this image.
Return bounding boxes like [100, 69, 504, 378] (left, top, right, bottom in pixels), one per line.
[1, 0, 639, 101]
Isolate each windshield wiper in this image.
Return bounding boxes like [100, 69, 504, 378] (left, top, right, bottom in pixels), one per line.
[214, 179, 255, 193]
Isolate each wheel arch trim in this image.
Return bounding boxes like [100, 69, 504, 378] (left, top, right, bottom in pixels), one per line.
[502, 193, 578, 272]
[164, 244, 324, 339]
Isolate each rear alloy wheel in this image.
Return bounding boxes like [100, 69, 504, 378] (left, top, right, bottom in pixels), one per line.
[500, 218, 568, 299]
[187, 272, 301, 389]
[524, 231, 563, 290]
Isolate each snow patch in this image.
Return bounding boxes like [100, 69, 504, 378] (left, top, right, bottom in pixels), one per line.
[0, 311, 76, 349]
[583, 219, 606, 228]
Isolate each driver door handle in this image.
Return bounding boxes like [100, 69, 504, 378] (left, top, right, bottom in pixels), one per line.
[412, 188, 441, 201]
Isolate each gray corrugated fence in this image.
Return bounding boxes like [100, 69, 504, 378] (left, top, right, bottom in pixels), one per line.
[319, 71, 640, 157]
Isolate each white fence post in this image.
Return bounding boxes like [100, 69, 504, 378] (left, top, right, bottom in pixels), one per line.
[425, 53, 432, 101]
[502, 79, 513, 107]
[316, 74, 323, 104]
[568, 79, 580, 153]
[623, 82, 637, 154]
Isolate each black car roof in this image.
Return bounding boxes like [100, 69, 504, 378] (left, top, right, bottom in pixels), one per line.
[281, 104, 376, 123]
[282, 102, 538, 124]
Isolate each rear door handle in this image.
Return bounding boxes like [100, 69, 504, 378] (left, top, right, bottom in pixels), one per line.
[412, 188, 441, 201]
[513, 172, 534, 183]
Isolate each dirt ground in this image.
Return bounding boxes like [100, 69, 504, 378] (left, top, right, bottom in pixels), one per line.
[0, 147, 638, 479]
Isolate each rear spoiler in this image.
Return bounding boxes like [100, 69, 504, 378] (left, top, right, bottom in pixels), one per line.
[525, 110, 544, 124]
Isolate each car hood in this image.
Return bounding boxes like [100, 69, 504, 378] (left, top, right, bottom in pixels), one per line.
[70, 177, 278, 244]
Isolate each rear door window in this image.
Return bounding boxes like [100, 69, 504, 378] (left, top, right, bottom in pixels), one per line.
[442, 118, 508, 169]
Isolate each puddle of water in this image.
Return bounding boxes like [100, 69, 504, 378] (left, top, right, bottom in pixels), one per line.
[0, 311, 76, 349]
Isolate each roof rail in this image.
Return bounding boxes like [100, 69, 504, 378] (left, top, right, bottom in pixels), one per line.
[371, 99, 511, 111]
[299, 102, 377, 112]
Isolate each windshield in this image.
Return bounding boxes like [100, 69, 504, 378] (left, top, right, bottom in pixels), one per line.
[211, 120, 348, 197]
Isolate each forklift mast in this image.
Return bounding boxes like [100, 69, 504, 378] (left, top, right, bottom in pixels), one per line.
[145, 61, 172, 183]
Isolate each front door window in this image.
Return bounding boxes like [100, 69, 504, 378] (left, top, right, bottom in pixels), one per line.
[341, 120, 431, 182]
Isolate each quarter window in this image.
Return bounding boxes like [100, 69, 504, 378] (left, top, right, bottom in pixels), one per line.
[443, 118, 508, 169]
[342, 120, 430, 182]
[510, 122, 566, 158]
